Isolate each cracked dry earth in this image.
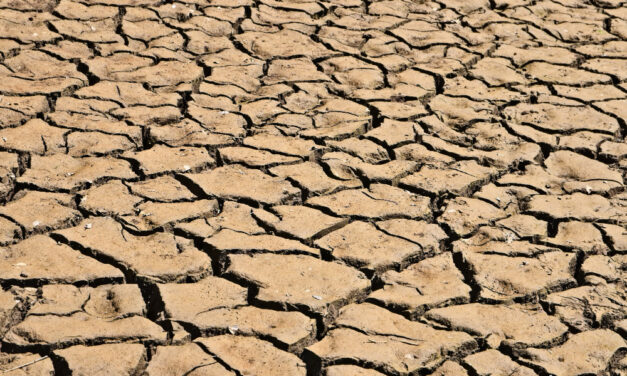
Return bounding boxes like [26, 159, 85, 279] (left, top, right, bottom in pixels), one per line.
[0, 0, 626, 376]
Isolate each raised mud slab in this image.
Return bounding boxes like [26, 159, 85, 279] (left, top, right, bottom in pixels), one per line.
[0, 0, 625, 375]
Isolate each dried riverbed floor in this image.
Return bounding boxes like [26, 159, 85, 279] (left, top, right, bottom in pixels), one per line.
[0, 0, 626, 375]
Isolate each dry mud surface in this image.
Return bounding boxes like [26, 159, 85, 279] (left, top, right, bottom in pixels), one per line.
[0, 0, 626, 375]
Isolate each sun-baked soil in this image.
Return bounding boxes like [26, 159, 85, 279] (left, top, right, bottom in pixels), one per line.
[0, 0, 625, 375]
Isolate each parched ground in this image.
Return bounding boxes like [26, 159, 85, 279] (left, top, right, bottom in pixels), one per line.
[0, 0, 625, 375]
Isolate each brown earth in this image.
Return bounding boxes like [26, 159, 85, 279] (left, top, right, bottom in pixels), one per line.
[0, 0, 626, 375]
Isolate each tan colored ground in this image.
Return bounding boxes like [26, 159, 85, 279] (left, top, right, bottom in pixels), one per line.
[0, 0, 625, 375]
